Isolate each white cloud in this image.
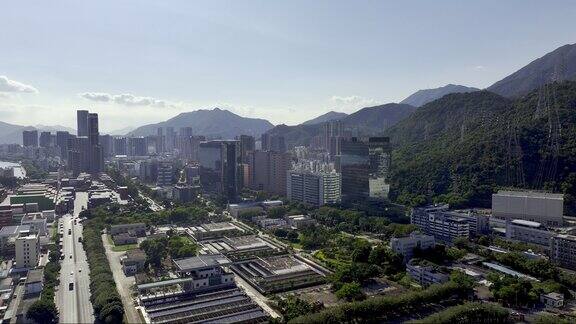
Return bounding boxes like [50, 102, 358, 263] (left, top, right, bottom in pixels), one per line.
[0, 76, 38, 93]
[330, 95, 378, 112]
[473, 65, 486, 71]
[79, 92, 174, 108]
[79, 92, 112, 102]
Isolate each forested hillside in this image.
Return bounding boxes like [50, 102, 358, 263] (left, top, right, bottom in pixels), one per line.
[387, 81, 576, 215]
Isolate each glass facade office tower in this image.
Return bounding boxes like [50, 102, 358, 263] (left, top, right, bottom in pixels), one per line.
[198, 140, 240, 201]
[340, 137, 391, 202]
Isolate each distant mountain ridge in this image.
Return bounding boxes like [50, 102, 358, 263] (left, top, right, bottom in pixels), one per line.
[301, 111, 347, 125]
[487, 43, 576, 97]
[0, 121, 76, 145]
[266, 103, 416, 148]
[401, 84, 479, 107]
[129, 108, 274, 139]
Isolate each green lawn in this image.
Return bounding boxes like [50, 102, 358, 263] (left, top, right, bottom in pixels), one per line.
[112, 244, 139, 252]
[107, 234, 139, 252]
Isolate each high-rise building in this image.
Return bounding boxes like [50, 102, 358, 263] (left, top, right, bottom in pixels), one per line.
[287, 170, 341, 207]
[247, 150, 290, 196]
[340, 137, 391, 202]
[261, 133, 270, 152]
[87, 113, 104, 173]
[157, 161, 173, 187]
[56, 131, 71, 159]
[239, 135, 255, 163]
[67, 136, 90, 175]
[99, 134, 113, 158]
[180, 127, 194, 138]
[269, 135, 286, 153]
[113, 137, 127, 155]
[77, 110, 89, 137]
[22, 130, 38, 147]
[323, 120, 343, 156]
[156, 128, 165, 153]
[198, 140, 239, 200]
[68, 110, 104, 175]
[165, 127, 176, 152]
[39, 131, 53, 147]
[128, 137, 147, 156]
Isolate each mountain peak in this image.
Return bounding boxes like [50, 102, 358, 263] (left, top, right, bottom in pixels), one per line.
[487, 43, 576, 97]
[401, 84, 480, 107]
[129, 108, 273, 139]
[301, 111, 347, 125]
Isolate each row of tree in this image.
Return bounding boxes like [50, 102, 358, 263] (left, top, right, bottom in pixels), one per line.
[83, 219, 125, 323]
[289, 273, 474, 323]
[26, 245, 61, 323]
[407, 302, 510, 324]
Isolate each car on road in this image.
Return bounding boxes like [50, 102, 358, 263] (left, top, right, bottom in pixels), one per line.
[70, 271, 73, 275]
[78, 237, 82, 243]
[68, 229, 71, 235]
[69, 282, 74, 290]
[69, 255, 72, 259]
[79, 268, 82, 272]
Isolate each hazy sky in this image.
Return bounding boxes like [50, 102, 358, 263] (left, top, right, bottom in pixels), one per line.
[1, 0, 575, 132]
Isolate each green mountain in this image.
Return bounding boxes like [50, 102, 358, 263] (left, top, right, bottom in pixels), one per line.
[401, 84, 479, 107]
[267, 103, 416, 148]
[386, 81, 576, 215]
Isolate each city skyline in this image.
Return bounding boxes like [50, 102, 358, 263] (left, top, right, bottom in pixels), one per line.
[1, 1, 576, 131]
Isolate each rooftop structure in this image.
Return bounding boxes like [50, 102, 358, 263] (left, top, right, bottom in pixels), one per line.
[173, 254, 232, 273]
[188, 222, 244, 241]
[231, 255, 326, 293]
[199, 235, 284, 261]
[482, 262, 539, 281]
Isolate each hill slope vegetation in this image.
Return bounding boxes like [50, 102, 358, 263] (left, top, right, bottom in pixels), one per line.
[387, 81, 576, 215]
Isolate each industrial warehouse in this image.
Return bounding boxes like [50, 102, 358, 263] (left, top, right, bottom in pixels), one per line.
[137, 255, 268, 323]
[231, 255, 327, 294]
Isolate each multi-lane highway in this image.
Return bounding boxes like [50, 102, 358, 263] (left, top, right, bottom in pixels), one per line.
[56, 192, 94, 323]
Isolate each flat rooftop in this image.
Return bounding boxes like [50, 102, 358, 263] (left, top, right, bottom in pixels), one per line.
[496, 190, 564, 200]
[173, 254, 231, 272]
[511, 219, 543, 228]
[202, 222, 239, 231]
[25, 269, 43, 284]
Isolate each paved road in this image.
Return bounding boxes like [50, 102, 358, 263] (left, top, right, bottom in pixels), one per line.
[233, 274, 281, 319]
[56, 192, 94, 324]
[101, 233, 141, 324]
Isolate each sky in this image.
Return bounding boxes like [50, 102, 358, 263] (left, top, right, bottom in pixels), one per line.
[1, 0, 575, 132]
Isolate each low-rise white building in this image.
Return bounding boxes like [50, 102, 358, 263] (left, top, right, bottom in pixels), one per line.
[540, 292, 564, 309]
[390, 232, 435, 262]
[406, 260, 450, 287]
[505, 219, 555, 248]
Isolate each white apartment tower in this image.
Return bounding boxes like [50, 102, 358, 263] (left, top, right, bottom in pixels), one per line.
[287, 170, 340, 207]
[15, 230, 39, 269]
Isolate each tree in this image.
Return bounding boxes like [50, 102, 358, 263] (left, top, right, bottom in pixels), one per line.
[27, 300, 58, 324]
[351, 242, 372, 263]
[335, 282, 365, 301]
[141, 239, 168, 268]
[268, 206, 287, 219]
